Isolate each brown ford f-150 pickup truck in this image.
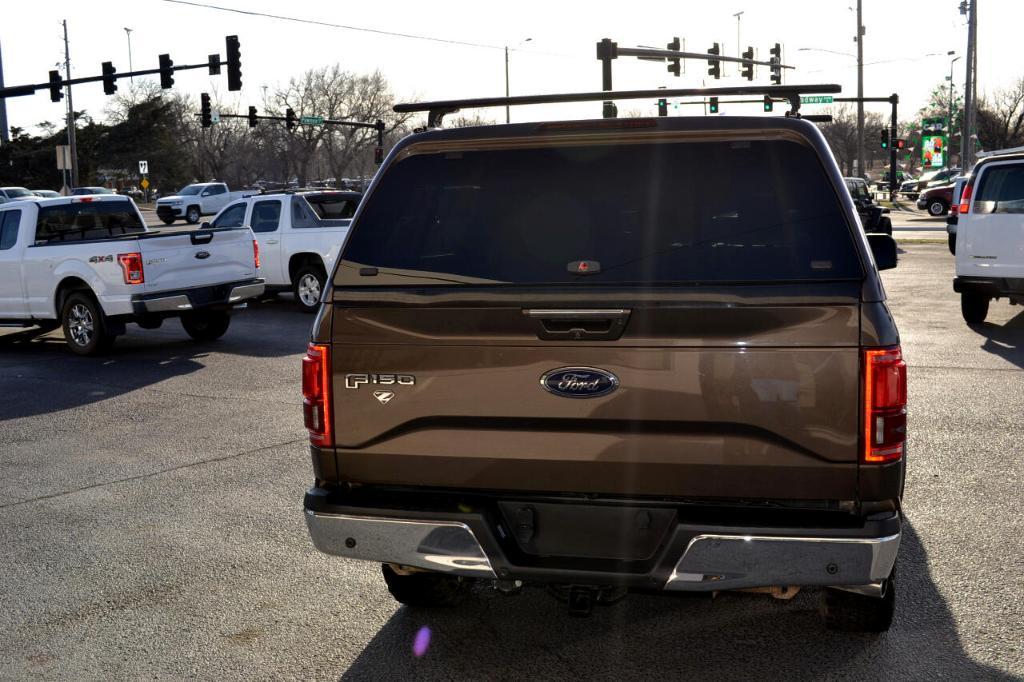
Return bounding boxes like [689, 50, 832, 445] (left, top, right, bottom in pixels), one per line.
[301, 95, 906, 632]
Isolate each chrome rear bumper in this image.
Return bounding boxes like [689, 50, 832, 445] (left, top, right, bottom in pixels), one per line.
[304, 508, 900, 591]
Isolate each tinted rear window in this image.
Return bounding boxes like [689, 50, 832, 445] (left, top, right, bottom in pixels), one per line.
[975, 163, 1024, 214]
[35, 201, 145, 243]
[337, 139, 861, 286]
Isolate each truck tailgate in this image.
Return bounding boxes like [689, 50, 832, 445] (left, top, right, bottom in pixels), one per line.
[138, 228, 255, 292]
[326, 289, 863, 501]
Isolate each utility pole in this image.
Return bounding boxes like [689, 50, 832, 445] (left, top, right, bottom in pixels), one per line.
[63, 20, 79, 187]
[733, 11, 744, 77]
[948, 52, 960, 164]
[0, 41, 9, 144]
[855, 0, 865, 178]
[961, 0, 977, 168]
[504, 46, 510, 124]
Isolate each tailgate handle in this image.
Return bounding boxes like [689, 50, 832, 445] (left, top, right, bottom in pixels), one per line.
[523, 309, 631, 341]
[190, 232, 214, 245]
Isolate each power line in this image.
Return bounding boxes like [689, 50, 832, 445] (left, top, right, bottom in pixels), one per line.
[159, 0, 505, 50]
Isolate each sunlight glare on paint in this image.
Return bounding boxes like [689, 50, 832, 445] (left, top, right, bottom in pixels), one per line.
[413, 626, 431, 657]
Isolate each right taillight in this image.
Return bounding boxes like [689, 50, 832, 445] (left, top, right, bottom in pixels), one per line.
[117, 252, 145, 285]
[302, 343, 333, 448]
[863, 347, 907, 464]
[958, 178, 974, 214]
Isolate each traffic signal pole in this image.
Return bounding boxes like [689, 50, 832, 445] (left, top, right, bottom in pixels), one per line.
[63, 20, 78, 187]
[836, 93, 899, 199]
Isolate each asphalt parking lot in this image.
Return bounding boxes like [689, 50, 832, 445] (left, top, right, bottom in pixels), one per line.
[1, 245, 1022, 680]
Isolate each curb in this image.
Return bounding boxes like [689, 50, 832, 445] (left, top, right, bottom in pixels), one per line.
[895, 238, 947, 244]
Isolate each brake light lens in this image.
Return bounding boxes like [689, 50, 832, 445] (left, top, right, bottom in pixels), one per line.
[117, 252, 145, 284]
[302, 343, 333, 447]
[958, 178, 974, 214]
[253, 239, 260, 269]
[863, 347, 907, 463]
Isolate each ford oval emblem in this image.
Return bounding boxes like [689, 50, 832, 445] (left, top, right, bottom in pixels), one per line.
[195, 250, 211, 260]
[540, 367, 619, 399]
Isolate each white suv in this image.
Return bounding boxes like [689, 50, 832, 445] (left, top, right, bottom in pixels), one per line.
[953, 152, 1024, 323]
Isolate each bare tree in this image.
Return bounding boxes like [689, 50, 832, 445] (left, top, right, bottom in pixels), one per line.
[976, 77, 1024, 153]
[816, 105, 885, 177]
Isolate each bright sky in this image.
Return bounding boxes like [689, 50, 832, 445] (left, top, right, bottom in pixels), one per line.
[3, 0, 1020, 133]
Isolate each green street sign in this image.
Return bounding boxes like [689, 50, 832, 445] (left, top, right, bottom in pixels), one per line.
[800, 95, 834, 104]
[300, 115, 324, 125]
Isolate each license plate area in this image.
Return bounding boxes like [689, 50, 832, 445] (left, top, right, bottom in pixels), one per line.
[497, 501, 676, 562]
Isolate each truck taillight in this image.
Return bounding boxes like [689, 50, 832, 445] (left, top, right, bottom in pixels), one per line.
[958, 179, 974, 214]
[253, 239, 260, 269]
[302, 343, 333, 447]
[117, 252, 145, 285]
[863, 347, 907, 464]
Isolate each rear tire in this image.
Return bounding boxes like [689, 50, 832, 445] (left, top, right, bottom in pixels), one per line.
[161, 217, 176, 226]
[293, 265, 326, 313]
[820, 577, 895, 632]
[948, 234, 957, 255]
[185, 206, 201, 224]
[928, 199, 948, 217]
[381, 564, 470, 608]
[877, 216, 893, 236]
[180, 310, 231, 341]
[61, 292, 116, 356]
[961, 292, 989, 324]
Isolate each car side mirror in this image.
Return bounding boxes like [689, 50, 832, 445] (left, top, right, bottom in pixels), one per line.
[868, 233, 897, 270]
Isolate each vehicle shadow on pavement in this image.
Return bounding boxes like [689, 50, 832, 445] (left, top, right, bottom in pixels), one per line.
[339, 523, 1013, 680]
[0, 300, 312, 422]
[971, 309, 1024, 370]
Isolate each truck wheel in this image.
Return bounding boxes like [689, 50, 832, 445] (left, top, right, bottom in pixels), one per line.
[877, 216, 893, 236]
[948, 234, 956, 255]
[293, 265, 326, 313]
[161, 217, 176, 226]
[820, 577, 895, 632]
[381, 564, 470, 608]
[180, 311, 231, 341]
[185, 206, 201, 224]
[927, 199, 948, 217]
[61, 292, 116, 356]
[961, 292, 989, 324]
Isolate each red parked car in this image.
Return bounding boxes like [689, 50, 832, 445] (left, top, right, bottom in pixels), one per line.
[917, 183, 956, 216]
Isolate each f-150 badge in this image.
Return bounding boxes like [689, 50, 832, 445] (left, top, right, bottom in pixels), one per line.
[373, 391, 395, 405]
[88, 255, 113, 263]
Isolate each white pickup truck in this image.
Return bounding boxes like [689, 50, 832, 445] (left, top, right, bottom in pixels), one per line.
[208, 191, 359, 312]
[0, 195, 264, 355]
[155, 182, 255, 225]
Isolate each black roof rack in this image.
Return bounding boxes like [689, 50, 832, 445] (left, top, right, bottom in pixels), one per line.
[394, 83, 842, 127]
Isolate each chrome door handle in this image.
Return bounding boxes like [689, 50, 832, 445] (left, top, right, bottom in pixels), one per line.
[266, 239, 279, 244]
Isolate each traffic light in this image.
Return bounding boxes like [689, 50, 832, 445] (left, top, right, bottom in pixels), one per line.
[880, 128, 889, 149]
[226, 35, 242, 91]
[285, 108, 296, 131]
[208, 54, 221, 76]
[657, 98, 668, 117]
[769, 43, 782, 85]
[48, 70, 63, 102]
[667, 37, 680, 77]
[707, 43, 721, 79]
[200, 92, 212, 128]
[374, 146, 384, 165]
[101, 61, 117, 95]
[763, 95, 773, 113]
[248, 106, 258, 128]
[740, 47, 754, 81]
[158, 54, 174, 89]
[709, 97, 719, 114]
[896, 138, 906, 150]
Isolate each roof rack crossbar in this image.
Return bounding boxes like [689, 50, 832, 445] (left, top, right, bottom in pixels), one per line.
[395, 83, 841, 126]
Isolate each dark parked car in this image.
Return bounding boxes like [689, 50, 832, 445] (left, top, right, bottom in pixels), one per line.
[917, 183, 955, 216]
[915, 168, 961, 192]
[845, 177, 893, 234]
[71, 186, 115, 195]
[302, 96, 906, 632]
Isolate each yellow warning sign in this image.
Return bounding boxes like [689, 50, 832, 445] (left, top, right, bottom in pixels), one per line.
[140, 178, 150, 190]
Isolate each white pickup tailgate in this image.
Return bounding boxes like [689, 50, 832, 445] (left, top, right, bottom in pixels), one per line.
[139, 228, 256, 293]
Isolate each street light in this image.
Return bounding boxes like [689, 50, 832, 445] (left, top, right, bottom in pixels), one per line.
[948, 51, 960, 166]
[505, 37, 531, 124]
[124, 28, 134, 83]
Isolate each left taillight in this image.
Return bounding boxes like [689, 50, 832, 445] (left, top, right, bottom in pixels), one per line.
[253, 239, 260, 269]
[863, 347, 907, 464]
[117, 252, 144, 285]
[302, 343, 333, 448]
